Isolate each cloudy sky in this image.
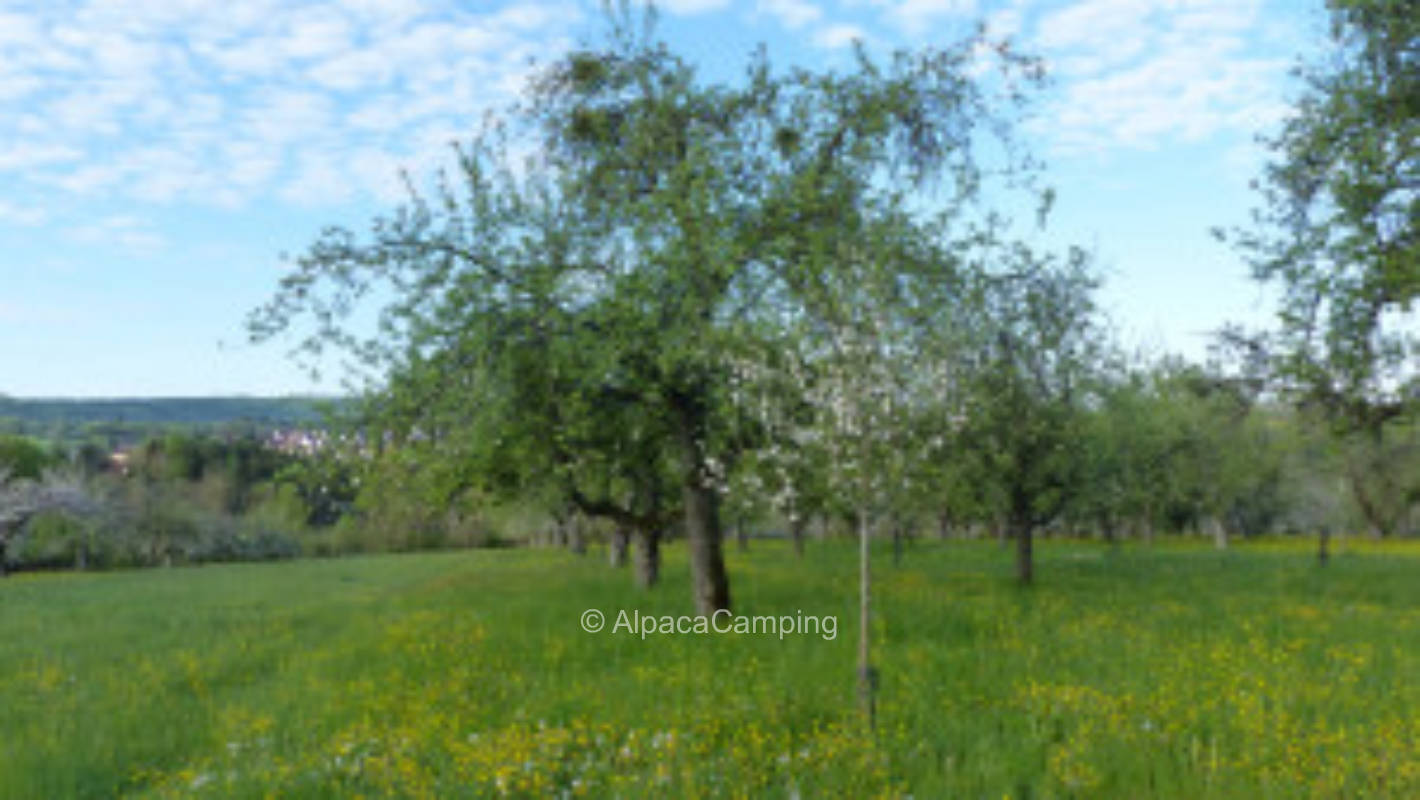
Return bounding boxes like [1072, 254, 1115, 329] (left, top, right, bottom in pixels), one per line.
[1, 0, 1325, 397]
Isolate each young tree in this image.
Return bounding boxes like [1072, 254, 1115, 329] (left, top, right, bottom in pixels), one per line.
[802, 271, 926, 728]
[962, 245, 1104, 584]
[736, 234, 948, 726]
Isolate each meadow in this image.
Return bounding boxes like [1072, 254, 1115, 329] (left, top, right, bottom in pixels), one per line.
[3, 538, 1418, 798]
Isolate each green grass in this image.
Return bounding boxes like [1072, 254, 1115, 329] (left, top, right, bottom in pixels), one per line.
[3, 539, 1419, 798]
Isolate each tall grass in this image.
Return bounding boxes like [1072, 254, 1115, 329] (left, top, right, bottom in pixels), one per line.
[2, 539, 1417, 797]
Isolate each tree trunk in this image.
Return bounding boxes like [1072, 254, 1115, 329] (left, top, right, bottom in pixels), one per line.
[790, 515, 806, 558]
[0, 533, 8, 578]
[735, 516, 749, 552]
[671, 395, 731, 614]
[1208, 516, 1228, 550]
[684, 477, 730, 614]
[634, 528, 661, 588]
[1318, 526, 1331, 566]
[891, 520, 903, 567]
[1348, 469, 1395, 539]
[857, 508, 875, 728]
[609, 526, 630, 568]
[1014, 516, 1033, 585]
[568, 516, 587, 556]
[936, 511, 951, 540]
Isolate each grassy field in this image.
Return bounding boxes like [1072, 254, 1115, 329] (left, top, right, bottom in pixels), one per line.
[3, 538, 1419, 798]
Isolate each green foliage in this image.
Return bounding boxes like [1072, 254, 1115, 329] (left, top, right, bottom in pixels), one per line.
[345, 447, 479, 551]
[1, 431, 357, 574]
[963, 246, 1105, 529]
[1068, 359, 1299, 542]
[1221, 0, 1420, 539]
[1333, 420, 1420, 536]
[1226, 0, 1418, 430]
[1, 423, 540, 576]
[0, 435, 52, 482]
[247, 5, 1050, 610]
[12, 510, 88, 568]
[269, 455, 358, 527]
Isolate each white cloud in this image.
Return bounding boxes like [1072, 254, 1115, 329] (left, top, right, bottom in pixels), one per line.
[50, 163, 123, 195]
[224, 141, 284, 191]
[346, 146, 412, 203]
[759, 0, 822, 29]
[307, 48, 398, 91]
[0, 143, 84, 171]
[813, 23, 870, 49]
[0, 11, 42, 45]
[984, 6, 1025, 40]
[1035, 0, 1149, 56]
[883, 0, 978, 34]
[489, 2, 577, 30]
[0, 0, 1298, 209]
[281, 150, 353, 206]
[657, 0, 733, 14]
[0, 201, 46, 226]
[69, 214, 166, 253]
[280, 8, 357, 61]
[1028, 0, 1291, 155]
[240, 89, 339, 145]
[0, 0, 581, 210]
[0, 75, 46, 103]
[335, 0, 424, 23]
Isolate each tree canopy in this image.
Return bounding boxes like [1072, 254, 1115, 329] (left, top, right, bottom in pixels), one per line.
[1228, 0, 1418, 432]
[248, 4, 1071, 610]
[1225, 0, 1418, 536]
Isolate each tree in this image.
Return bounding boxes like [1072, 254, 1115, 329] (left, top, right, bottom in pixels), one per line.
[1277, 408, 1353, 560]
[0, 468, 97, 577]
[731, 437, 827, 558]
[1223, 0, 1419, 534]
[960, 245, 1104, 584]
[788, 256, 931, 727]
[0, 435, 51, 482]
[1074, 364, 1166, 545]
[1163, 361, 1281, 547]
[249, 5, 1047, 616]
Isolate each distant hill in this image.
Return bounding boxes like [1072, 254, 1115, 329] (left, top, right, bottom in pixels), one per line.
[0, 396, 345, 447]
[0, 396, 333, 426]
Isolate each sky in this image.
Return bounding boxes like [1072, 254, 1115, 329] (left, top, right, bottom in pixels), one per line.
[0, 0, 1328, 398]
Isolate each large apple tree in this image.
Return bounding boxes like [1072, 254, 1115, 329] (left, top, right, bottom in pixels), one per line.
[248, 5, 1049, 614]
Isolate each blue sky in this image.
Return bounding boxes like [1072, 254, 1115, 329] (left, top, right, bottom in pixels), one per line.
[0, 0, 1325, 397]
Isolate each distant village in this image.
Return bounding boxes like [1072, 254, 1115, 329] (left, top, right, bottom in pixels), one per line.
[105, 427, 337, 477]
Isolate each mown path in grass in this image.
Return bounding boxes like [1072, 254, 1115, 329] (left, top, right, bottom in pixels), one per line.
[3, 540, 1418, 797]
